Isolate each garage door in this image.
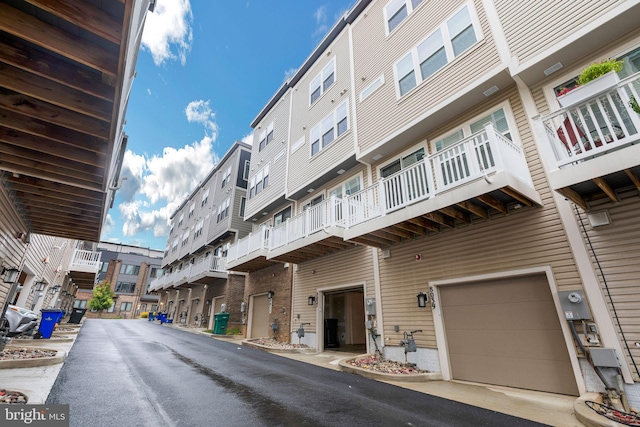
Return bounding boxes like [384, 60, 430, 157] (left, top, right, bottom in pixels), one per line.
[440, 275, 578, 395]
[249, 294, 270, 338]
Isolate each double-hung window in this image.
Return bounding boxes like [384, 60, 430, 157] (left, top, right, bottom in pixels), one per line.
[381, 148, 425, 178]
[433, 107, 512, 152]
[181, 231, 189, 247]
[243, 161, 250, 180]
[258, 123, 274, 151]
[221, 166, 231, 188]
[309, 58, 336, 105]
[178, 213, 184, 227]
[384, 0, 424, 34]
[201, 188, 209, 207]
[274, 206, 292, 226]
[217, 198, 230, 223]
[329, 175, 362, 198]
[394, 3, 480, 97]
[311, 101, 349, 156]
[194, 220, 204, 238]
[188, 203, 195, 218]
[249, 163, 270, 198]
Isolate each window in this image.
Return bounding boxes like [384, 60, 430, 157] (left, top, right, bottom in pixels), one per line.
[240, 197, 246, 218]
[201, 188, 210, 207]
[394, 3, 480, 97]
[274, 206, 292, 226]
[249, 163, 270, 198]
[171, 239, 178, 253]
[188, 203, 195, 218]
[433, 107, 513, 152]
[119, 264, 140, 275]
[181, 231, 189, 247]
[115, 282, 136, 293]
[243, 160, 250, 180]
[384, 0, 424, 34]
[107, 302, 115, 313]
[360, 74, 385, 102]
[120, 302, 132, 312]
[217, 198, 230, 223]
[309, 58, 336, 105]
[381, 148, 425, 178]
[151, 304, 158, 312]
[303, 195, 324, 210]
[221, 166, 232, 188]
[259, 123, 274, 151]
[99, 261, 109, 273]
[140, 304, 147, 312]
[150, 267, 162, 278]
[194, 220, 204, 238]
[310, 101, 349, 157]
[178, 213, 184, 227]
[329, 175, 362, 198]
[73, 300, 87, 309]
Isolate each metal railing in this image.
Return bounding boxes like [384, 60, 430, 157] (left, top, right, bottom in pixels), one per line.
[226, 226, 270, 263]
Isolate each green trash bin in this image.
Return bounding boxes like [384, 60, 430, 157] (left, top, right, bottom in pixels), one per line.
[213, 312, 230, 335]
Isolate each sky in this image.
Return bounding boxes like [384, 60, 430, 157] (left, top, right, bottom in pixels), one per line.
[101, 0, 355, 251]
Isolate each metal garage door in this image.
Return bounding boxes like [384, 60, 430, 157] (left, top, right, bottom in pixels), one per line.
[440, 275, 578, 395]
[249, 294, 270, 338]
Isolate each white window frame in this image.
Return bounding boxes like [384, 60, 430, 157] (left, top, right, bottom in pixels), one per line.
[291, 136, 305, 154]
[201, 188, 210, 207]
[309, 58, 336, 106]
[360, 74, 385, 102]
[188, 203, 195, 218]
[310, 100, 349, 157]
[194, 220, 204, 239]
[249, 163, 270, 199]
[239, 196, 246, 218]
[258, 122, 274, 151]
[178, 213, 184, 227]
[221, 166, 232, 188]
[376, 143, 427, 180]
[383, 0, 425, 35]
[393, 2, 482, 98]
[329, 172, 364, 198]
[243, 160, 250, 180]
[181, 231, 189, 247]
[217, 198, 230, 223]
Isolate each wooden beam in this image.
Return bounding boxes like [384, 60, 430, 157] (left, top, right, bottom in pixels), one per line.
[557, 187, 587, 210]
[406, 216, 439, 232]
[476, 194, 507, 214]
[25, 209, 100, 226]
[0, 33, 114, 101]
[346, 236, 387, 249]
[500, 187, 533, 207]
[28, 215, 100, 230]
[456, 200, 488, 219]
[593, 177, 617, 203]
[370, 230, 402, 243]
[0, 62, 113, 121]
[393, 221, 429, 237]
[423, 212, 455, 228]
[8, 176, 104, 203]
[24, 0, 123, 45]
[625, 169, 640, 192]
[439, 206, 470, 223]
[384, 225, 414, 239]
[23, 201, 102, 218]
[0, 159, 102, 191]
[355, 233, 395, 246]
[14, 192, 103, 213]
[0, 3, 118, 78]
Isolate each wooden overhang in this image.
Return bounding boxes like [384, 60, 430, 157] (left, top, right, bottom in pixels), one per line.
[556, 166, 640, 211]
[226, 256, 279, 273]
[70, 271, 97, 289]
[345, 186, 539, 248]
[267, 235, 358, 264]
[0, 0, 143, 242]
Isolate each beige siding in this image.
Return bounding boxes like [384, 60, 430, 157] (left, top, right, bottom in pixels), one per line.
[245, 91, 292, 219]
[375, 86, 583, 348]
[288, 27, 355, 195]
[229, 190, 251, 240]
[0, 182, 30, 306]
[292, 246, 376, 332]
[575, 196, 640, 381]
[494, 0, 623, 64]
[352, 0, 501, 153]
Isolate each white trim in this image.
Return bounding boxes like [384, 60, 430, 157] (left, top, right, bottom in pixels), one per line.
[383, 0, 427, 37]
[359, 74, 385, 102]
[375, 141, 427, 180]
[316, 281, 367, 352]
[309, 57, 337, 106]
[430, 266, 586, 395]
[348, 25, 360, 159]
[371, 247, 384, 348]
[480, 0, 511, 65]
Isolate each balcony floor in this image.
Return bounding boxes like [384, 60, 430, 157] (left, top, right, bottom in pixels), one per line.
[268, 233, 357, 264]
[226, 252, 278, 273]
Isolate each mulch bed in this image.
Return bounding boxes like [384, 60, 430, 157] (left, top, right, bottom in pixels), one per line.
[348, 356, 428, 375]
[252, 338, 309, 349]
[0, 348, 57, 360]
[0, 390, 27, 404]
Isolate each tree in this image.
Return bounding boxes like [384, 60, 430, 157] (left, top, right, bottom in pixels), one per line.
[88, 281, 115, 317]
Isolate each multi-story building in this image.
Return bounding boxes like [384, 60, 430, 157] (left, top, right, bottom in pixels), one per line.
[0, 0, 153, 314]
[226, 0, 640, 404]
[73, 242, 162, 318]
[150, 142, 251, 332]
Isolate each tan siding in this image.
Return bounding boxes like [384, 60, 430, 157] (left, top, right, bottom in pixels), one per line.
[575, 196, 640, 380]
[494, 0, 623, 64]
[352, 0, 501, 153]
[230, 190, 251, 240]
[0, 182, 30, 306]
[288, 27, 355, 195]
[292, 246, 375, 332]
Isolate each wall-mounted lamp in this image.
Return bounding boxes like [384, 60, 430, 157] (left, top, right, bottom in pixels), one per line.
[267, 291, 274, 299]
[308, 295, 316, 306]
[205, 299, 211, 305]
[49, 285, 61, 294]
[35, 281, 47, 292]
[417, 292, 429, 308]
[195, 298, 200, 304]
[2, 266, 19, 284]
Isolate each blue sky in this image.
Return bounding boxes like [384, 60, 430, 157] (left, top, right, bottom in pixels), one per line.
[101, 0, 355, 251]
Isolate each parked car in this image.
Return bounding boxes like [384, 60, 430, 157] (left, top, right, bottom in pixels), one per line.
[3, 305, 39, 337]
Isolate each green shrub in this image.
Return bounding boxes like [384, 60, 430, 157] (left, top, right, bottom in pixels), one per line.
[577, 59, 623, 85]
[630, 96, 640, 114]
[226, 328, 242, 335]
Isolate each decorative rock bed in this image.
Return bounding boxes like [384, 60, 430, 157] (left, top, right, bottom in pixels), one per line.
[243, 338, 314, 354]
[11, 335, 74, 344]
[0, 389, 28, 404]
[339, 355, 442, 382]
[0, 347, 65, 368]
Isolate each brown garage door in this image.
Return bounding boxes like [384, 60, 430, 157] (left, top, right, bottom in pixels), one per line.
[440, 275, 579, 395]
[250, 294, 270, 338]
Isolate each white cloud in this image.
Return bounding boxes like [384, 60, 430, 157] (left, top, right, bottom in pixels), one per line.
[119, 151, 146, 202]
[185, 100, 217, 137]
[241, 132, 254, 146]
[103, 214, 115, 235]
[147, 88, 152, 95]
[142, 0, 193, 66]
[313, 6, 329, 40]
[283, 67, 297, 82]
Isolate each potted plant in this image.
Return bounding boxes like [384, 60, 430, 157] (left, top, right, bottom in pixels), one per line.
[557, 59, 623, 108]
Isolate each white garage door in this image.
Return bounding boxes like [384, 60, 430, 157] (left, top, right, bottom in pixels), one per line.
[440, 275, 578, 395]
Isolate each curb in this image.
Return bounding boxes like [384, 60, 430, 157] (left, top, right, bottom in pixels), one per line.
[242, 340, 315, 354]
[11, 337, 75, 344]
[0, 348, 66, 369]
[338, 355, 442, 383]
[574, 393, 623, 427]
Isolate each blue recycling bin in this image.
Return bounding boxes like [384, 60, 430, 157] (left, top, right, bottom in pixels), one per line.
[148, 312, 155, 321]
[39, 309, 64, 339]
[157, 313, 167, 323]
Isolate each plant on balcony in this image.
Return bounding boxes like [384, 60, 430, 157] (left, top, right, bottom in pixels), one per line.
[630, 96, 640, 114]
[557, 59, 623, 108]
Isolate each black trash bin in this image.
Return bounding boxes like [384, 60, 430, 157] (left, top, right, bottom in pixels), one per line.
[324, 318, 339, 348]
[68, 308, 86, 324]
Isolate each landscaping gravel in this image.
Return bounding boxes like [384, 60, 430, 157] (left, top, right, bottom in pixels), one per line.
[251, 338, 309, 349]
[0, 389, 27, 404]
[348, 356, 428, 374]
[0, 348, 57, 360]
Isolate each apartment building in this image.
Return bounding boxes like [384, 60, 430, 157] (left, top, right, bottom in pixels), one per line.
[0, 0, 152, 314]
[150, 142, 251, 331]
[226, 0, 640, 403]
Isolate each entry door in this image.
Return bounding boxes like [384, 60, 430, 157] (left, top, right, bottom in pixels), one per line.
[250, 294, 270, 338]
[439, 275, 578, 395]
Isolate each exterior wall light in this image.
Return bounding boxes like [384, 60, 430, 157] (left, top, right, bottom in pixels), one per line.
[267, 291, 274, 299]
[2, 267, 19, 284]
[35, 281, 47, 292]
[417, 292, 429, 308]
[308, 295, 316, 305]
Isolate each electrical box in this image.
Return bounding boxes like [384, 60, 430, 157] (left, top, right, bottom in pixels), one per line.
[590, 348, 620, 368]
[365, 298, 376, 316]
[558, 290, 592, 320]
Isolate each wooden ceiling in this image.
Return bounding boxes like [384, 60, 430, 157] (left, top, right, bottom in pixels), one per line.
[0, 0, 140, 242]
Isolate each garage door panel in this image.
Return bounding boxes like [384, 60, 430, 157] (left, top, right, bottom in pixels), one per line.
[440, 276, 550, 306]
[443, 302, 561, 330]
[450, 353, 578, 396]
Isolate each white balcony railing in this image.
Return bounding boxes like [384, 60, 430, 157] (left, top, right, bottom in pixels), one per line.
[69, 249, 101, 273]
[540, 74, 640, 169]
[226, 226, 270, 263]
[190, 255, 227, 277]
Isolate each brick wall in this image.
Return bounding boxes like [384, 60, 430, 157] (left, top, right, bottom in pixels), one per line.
[244, 263, 292, 342]
[226, 274, 245, 331]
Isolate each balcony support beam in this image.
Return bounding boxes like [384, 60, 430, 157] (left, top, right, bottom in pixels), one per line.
[456, 201, 488, 219]
[423, 212, 454, 228]
[593, 177, 617, 203]
[500, 187, 533, 207]
[406, 217, 440, 232]
[370, 230, 403, 244]
[477, 194, 507, 214]
[394, 221, 429, 237]
[557, 187, 587, 210]
[439, 206, 470, 223]
[625, 169, 640, 192]
[384, 225, 415, 239]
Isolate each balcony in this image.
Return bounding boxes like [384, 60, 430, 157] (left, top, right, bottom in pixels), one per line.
[538, 75, 640, 209]
[68, 249, 102, 289]
[151, 256, 228, 291]
[225, 226, 276, 272]
[343, 123, 541, 247]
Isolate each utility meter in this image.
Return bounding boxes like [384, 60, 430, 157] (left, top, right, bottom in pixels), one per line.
[558, 290, 591, 320]
[365, 298, 376, 316]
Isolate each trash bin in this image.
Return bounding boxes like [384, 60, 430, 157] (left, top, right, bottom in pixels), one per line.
[68, 308, 86, 324]
[213, 312, 230, 335]
[38, 309, 64, 339]
[157, 313, 167, 323]
[148, 312, 155, 321]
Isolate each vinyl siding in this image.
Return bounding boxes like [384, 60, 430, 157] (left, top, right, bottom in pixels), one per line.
[245, 91, 292, 219]
[292, 245, 376, 332]
[494, 0, 624, 65]
[288, 27, 355, 195]
[374, 86, 583, 348]
[0, 181, 30, 305]
[352, 0, 501, 154]
[229, 190, 251, 240]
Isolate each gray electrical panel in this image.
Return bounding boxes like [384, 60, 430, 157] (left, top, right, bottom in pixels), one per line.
[590, 348, 620, 368]
[365, 298, 376, 316]
[558, 290, 592, 320]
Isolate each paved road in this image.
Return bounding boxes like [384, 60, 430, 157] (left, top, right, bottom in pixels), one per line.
[47, 320, 547, 427]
